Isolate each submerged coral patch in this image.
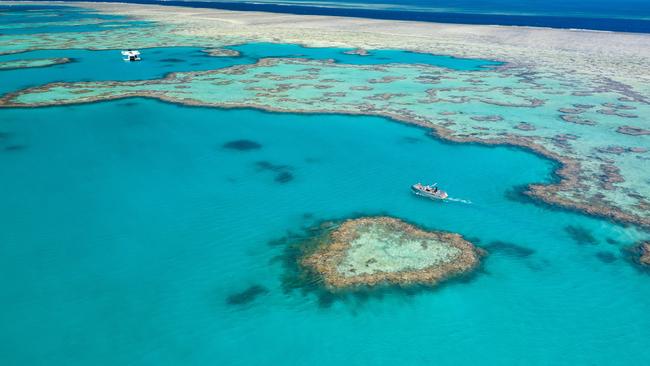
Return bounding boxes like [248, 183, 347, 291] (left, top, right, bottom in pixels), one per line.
[616, 126, 650, 136]
[255, 161, 291, 172]
[595, 251, 617, 264]
[255, 160, 294, 183]
[300, 217, 482, 289]
[225, 285, 269, 306]
[565, 225, 598, 245]
[222, 139, 262, 151]
[621, 242, 650, 274]
[632, 242, 650, 266]
[274, 171, 293, 183]
[483, 241, 535, 258]
[159, 58, 185, 63]
[4, 144, 26, 152]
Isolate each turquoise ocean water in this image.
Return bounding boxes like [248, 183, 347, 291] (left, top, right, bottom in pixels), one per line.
[1, 5, 650, 366]
[2, 98, 649, 365]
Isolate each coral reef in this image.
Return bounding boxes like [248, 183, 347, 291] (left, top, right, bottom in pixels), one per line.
[300, 217, 482, 289]
[203, 48, 240, 57]
[640, 242, 650, 266]
[0, 57, 70, 70]
[1, 2, 649, 229]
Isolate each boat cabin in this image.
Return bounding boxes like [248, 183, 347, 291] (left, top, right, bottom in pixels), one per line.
[121, 50, 141, 62]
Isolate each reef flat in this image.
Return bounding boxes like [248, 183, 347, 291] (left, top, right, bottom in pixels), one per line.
[2, 1, 650, 228]
[0, 57, 69, 70]
[637, 242, 650, 266]
[301, 217, 481, 288]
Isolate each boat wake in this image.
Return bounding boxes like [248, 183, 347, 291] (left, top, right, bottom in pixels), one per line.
[446, 197, 473, 204]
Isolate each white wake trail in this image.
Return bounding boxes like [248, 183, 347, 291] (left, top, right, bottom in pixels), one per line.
[445, 197, 473, 204]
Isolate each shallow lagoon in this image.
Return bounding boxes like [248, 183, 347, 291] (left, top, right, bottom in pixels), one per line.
[0, 99, 649, 365]
[0, 42, 499, 96]
[0, 47, 243, 95]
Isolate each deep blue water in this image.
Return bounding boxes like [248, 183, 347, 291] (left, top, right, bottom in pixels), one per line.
[0, 21, 151, 35]
[50, 0, 650, 33]
[0, 4, 124, 24]
[0, 4, 140, 35]
[243, 0, 650, 19]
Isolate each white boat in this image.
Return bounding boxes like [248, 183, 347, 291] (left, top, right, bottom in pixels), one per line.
[411, 182, 448, 200]
[121, 50, 141, 62]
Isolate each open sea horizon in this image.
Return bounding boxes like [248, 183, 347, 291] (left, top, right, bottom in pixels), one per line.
[48, 0, 650, 33]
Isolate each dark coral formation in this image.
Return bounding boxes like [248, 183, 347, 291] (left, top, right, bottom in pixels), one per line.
[4, 144, 26, 152]
[621, 242, 650, 274]
[225, 285, 269, 305]
[560, 115, 596, 125]
[222, 139, 262, 151]
[595, 251, 617, 264]
[470, 115, 503, 122]
[161, 58, 185, 64]
[640, 242, 650, 266]
[598, 164, 624, 190]
[343, 49, 369, 56]
[597, 109, 637, 118]
[203, 48, 240, 57]
[564, 225, 597, 245]
[558, 108, 584, 114]
[616, 126, 650, 136]
[514, 122, 536, 131]
[255, 161, 294, 183]
[274, 171, 294, 183]
[483, 241, 535, 258]
[595, 146, 647, 155]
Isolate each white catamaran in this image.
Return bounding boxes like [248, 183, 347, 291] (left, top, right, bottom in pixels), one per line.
[121, 50, 141, 62]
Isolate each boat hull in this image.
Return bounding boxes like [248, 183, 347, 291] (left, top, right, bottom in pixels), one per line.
[411, 185, 448, 200]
